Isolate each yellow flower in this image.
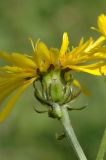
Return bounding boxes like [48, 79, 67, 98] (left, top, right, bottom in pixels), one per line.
[0, 15, 106, 122]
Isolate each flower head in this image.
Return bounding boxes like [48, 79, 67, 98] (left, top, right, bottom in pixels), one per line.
[0, 14, 106, 122]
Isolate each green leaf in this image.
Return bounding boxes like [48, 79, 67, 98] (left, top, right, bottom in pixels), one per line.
[96, 128, 106, 160]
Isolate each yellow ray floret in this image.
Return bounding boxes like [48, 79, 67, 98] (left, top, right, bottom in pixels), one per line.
[33, 41, 50, 72]
[0, 79, 34, 122]
[60, 32, 69, 58]
[0, 51, 37, 122]
[98, 14, 106, 36]
[66, 64, 106, 75]
[0, 52, 37, 69]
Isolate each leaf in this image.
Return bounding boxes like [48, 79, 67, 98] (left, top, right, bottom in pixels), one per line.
[96, 128, 106, 160]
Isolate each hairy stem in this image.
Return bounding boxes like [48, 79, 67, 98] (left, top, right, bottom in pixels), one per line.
[60, 107, 87, 160]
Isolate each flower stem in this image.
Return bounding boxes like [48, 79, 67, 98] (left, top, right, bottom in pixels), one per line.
[96, 128, 106, 160]
[60, 107, 87, 160]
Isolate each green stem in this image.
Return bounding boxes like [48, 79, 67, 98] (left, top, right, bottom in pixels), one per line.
[96, 128, 106, 160]
[60, 107, 87, 160]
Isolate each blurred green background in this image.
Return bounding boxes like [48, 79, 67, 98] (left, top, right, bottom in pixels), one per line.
[0, 0, 106, 160]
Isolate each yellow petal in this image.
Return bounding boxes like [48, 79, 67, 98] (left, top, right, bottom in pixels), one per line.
[34, 41, 50, 72]
[77, 52, 106, 62]
[61, 38, 93, 66]
[78, 37, 84, 46]
[0, 52, 37, 69]
[98, 14, 106, 36]
[84, 36, 105, 53]
[0, 78, 24, 102]
[0, 66, 25, 73]
[93, 52, 106, 59]
[73, 38, 93, 56]
[67, 64, 106, 75]
[0, 71, 37, 103]
[60, 32, 69, 58]
[50, 48, 60, 65]
[76, 62, 104, 69]
[72, 79, 90, 96]
[11, 53, 37, 69]
[35, 41, 50, 61]
[0, 66, 37, 79]
[0, 79, 33, 122]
